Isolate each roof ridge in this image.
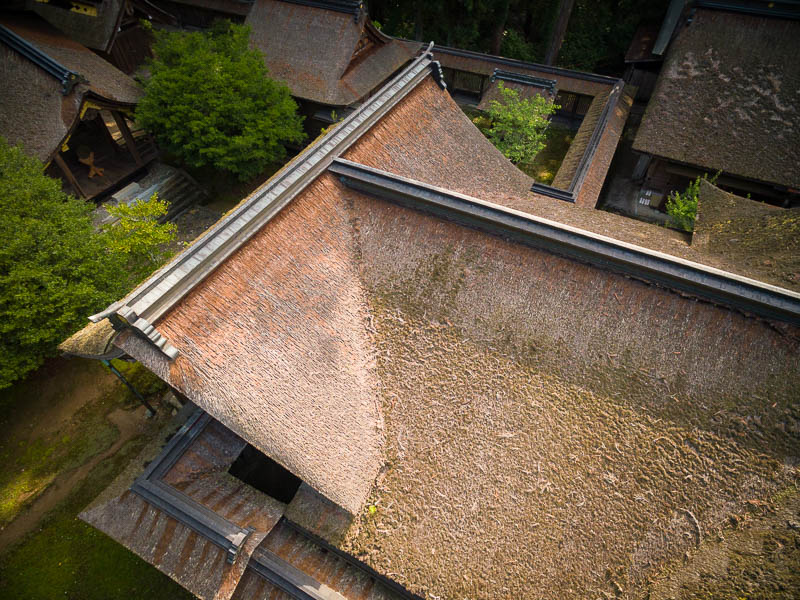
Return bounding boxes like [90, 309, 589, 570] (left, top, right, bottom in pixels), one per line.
[329, 158, 800, 325]
[90, 43, 442, 359]
[0, 23, 85, 94]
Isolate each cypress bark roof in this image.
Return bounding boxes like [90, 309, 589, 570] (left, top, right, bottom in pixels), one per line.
[0, 14, 141, 162]
[28, 0, 125, 52]
[245, 0, 417, 106]
[78, 45, 800, 600]
[633, 8, 800, 188]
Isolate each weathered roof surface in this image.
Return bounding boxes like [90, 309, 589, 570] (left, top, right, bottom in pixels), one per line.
[115, 172, 385, 515]
[28, 0, 124, 52]
[552, 89, 610, 189]
[693, 180, 800, 289]
[331, 185, 800, 600]
[85, 51, 800, 600]
[633, 8, 800, 188]
[246, 0, 416, 106]
[343, 77, 535, 211]
[0, 14, 141, 162]
[434, 45, 614, 97]
[58, 319, 123, 360]
[81, 411, 273, 600]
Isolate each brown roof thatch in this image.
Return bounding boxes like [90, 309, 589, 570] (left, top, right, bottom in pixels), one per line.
[693, 180, 800, 288]
[114, 172, 385, 515]
[633, 9, 800, 188]
[58, 319, 123, 360]
[245, 0, 417, 106]
[81, 413, 280, 600]
[343, 77, 535, 212]
[28, 0, 125, 52]
[84, 57, 800, 600]
[0, 14, 141, 162]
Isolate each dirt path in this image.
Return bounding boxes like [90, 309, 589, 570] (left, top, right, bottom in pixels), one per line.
[0, 405, 150, 553]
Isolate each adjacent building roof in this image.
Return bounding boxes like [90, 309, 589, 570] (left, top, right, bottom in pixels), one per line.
[80, 46, 800, 600]
[245, 0, 418, 106]
[0, 14, 141, 163]
[633, 8, 800, 188]
[693, 180, 800, 288]
[27, 0, 125, 52]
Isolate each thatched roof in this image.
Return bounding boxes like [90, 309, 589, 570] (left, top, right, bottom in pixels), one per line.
[633, 8, 800, 188]
[27, 0, 125, 52]
[0, 14, 141, 163]
[245, 0, 417, 106]
[85, 51, 800, 600]
[81, 411, 284, 600]
[693, 180, 800, 289]
[58, 319, 123, 360]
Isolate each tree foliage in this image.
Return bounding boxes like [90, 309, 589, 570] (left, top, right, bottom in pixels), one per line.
[483, 82, 557, 164]
[0, 138, 176, 389]
[367, 0, 671, 74]
[136, 21, 305, 181]
[666, 172, 718, 233]
[104, 193, 177, 287]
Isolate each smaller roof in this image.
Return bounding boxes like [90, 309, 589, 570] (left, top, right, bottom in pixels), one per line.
[246, 0, 416, 106]
[624, 23, 662, 63]
[633, 9, 800, 189]
[693, 180, 800, 289]
[0, 14, 141, 162]
[28, 0, 125, 52]
[59, 319, 123, 360]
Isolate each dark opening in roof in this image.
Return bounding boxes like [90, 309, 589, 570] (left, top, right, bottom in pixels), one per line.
[229, 444, 302, 503]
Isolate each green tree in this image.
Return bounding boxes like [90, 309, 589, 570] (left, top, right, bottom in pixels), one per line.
[0, 138, 176, 389]
[136, 21, 305, 181]
[483, 82, 558, 164]
[104, 193, 177, 287]
[666, 172, 719, 232]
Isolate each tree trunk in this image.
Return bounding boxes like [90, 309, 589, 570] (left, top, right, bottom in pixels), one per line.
[488, 0, 511, 55]
[544, 0, 575, 65]
[414, 0, 424, 41]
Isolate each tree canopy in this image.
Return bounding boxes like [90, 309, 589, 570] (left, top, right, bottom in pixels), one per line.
[0, 137, 175, 389]
[483, 83, 557, 164]
[136, 21, 305, 181]
[368, 0, 671, 74]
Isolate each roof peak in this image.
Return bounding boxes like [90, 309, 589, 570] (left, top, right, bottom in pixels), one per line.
[90, 43, 442, 359]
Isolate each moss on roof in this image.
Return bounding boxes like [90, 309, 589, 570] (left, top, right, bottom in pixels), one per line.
[633, 9, 800, 188]
[694, 180, 800, 289]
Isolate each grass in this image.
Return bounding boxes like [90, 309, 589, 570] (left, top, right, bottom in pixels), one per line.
[0, 358, 191, 599]
[0, 360, 159, 528]
[0, 435, 193, 600]
[516, 125, 574, 185]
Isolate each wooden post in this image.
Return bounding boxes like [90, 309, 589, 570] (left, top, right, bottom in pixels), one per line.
[112, 111, 143, 167]
[98, 112, 121, 154]
[53, 153, 87, 198]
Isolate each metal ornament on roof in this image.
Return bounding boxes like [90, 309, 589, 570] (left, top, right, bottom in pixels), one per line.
[491, 69, 557, 94]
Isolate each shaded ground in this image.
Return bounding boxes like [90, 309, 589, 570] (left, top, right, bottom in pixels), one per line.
[0, 358, 193, 599]
[517, 124, 574, 185]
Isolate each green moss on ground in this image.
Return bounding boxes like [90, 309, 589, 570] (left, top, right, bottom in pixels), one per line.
[0, 360, 163, 528]
[0, 435, 193, 600]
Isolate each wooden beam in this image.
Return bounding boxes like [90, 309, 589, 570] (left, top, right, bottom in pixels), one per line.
[112, 111, 143, 167]
[53, 153, 87, 198]
[98, 112, 121, 154]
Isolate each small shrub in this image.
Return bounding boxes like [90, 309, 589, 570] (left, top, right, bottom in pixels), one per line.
[666, 172, 719, 232]
[484, 82, 558, 165]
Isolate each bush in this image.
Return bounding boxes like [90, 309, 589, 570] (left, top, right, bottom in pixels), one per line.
[0, 137, 176, 388]
[482, 82, 558, 164]
[666, 172, 719, 232]
[136, 21, 306, 181]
